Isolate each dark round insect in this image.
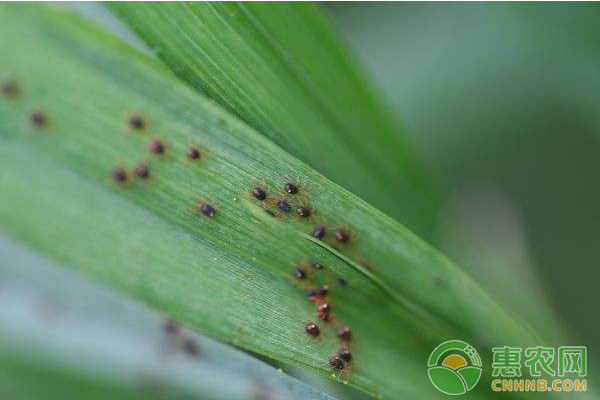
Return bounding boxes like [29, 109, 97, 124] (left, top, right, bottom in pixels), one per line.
[128, 115, 145, 130]
[1, 80, 18, 98]
[111, 167, 127, 183]
[329, 355, 345, 370]
[149, 140, 165, 154]
[199, 203, 216, 218]
[187, 147, 200, 160]
[305, 322, 320, 337]
[317, 302, 331, 314]
[292, 268, 306, 280]
[183, 338, 200, 356]
[338, 349, 352, 362]
[337, 277, 347, 287]
[252, 187, 267, 201]
[164, 318, 180, 335]
[134, 164, 150, 178]
[276, 200, 291, 212]
[337, 326, 351, 341]
[297, 206, 310, 218]
[316, 285, 329, 296]
[334, 228, 349, 243]
[310, 260, 323, 270]
[307, 285, 328, 299]
[30, 110, 48, 128]
[311, 226, 326, 239]
[284, 182, 298, 194]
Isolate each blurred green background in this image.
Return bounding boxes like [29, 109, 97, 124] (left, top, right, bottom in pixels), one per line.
[328, 2, 600, 358]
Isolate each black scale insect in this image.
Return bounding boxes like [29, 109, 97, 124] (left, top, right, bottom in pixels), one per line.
[305, 322, 320, 337]
[252, 187, 267, 201]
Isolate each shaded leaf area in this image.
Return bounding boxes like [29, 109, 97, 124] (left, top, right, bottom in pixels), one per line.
[0, 237, 336, 400]
[0, 5, 535, 398]
[108, 2, 439, 241]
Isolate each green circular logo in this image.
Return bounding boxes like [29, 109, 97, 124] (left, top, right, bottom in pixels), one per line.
[427, 340, 482, 395]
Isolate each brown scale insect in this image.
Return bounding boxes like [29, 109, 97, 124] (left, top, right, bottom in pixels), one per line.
[133, 164, 150, 179]
[305, 322, 320, 337]
[333, 228, 350, 243]
[149, 139, 165, 154]
[29, 110, 48, 128]
[337, 326, 351, 341]
[316, 302, 331, 321]
[1, 80, 18, 98]
[111, 166, 127, 183]
[311, 226, 326, 240]
[198, 202, 216, 218]
[128, 114, 146, 130]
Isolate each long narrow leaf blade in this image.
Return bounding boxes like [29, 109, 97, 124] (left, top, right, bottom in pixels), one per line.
[108, 2, 439, 240]
[0, 236, 336, 400]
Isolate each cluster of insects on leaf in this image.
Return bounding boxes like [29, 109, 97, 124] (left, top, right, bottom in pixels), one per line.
[292, 259, 355, 377]
[2, 78, 375, 382]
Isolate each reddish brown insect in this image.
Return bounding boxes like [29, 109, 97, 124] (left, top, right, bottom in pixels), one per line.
[149, 140, 165, 154]
[337, 326, 351, 341]
[128, 115, 145, 130]
[29, 110, 48, 128]
[134, 164, 150, 178]
[305, 322, 320, 337]
[163, 317, 180, 335]
[187, 147, 200, 160]
[317, 302, 330, 313]
[111, 166, 127, 183]
[1, 80, 18, 98]
[333, 228, 349, 243]
[317, 302, 331, 321]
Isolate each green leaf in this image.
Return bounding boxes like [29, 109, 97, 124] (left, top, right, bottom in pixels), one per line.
[107, 2, 439, 241]
[0, 5, 540, 398]
[0, 236, 336, 400]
